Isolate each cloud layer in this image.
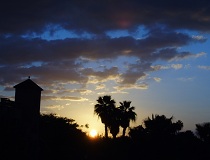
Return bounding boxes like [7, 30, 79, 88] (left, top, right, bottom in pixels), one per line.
[1, 0, 210, 34]
[0, 0, 209, 100]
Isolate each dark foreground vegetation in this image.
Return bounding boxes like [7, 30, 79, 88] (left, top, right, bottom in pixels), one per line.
[0, 113, 210, 160]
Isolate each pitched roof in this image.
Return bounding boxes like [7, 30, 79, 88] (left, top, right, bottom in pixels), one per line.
[13, 78, 43, 91]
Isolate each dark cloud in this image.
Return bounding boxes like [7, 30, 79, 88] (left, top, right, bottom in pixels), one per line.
[1, 0, 210, 35]
[0, 0, 208, 94]
[0, 29, 203, 89]
[0, 28, 197, 65]
[81, 67, 119, 81]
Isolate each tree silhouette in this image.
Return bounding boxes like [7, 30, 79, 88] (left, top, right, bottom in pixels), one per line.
[118, 101, 137, 137]
[94, 95, 116, 138]
[129, 125, 147, 142]
[39, 113, 87, 159]
[143, 114, 183, 137]
[109, 107, 121, 138]
[195, 122, 210, 143]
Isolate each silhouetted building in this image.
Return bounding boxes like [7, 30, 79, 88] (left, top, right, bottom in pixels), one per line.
[0, 78, 43, 119]
[0, 78, 43, 160]
[14, 78, 43, 124]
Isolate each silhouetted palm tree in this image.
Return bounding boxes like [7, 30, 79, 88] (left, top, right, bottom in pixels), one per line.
[118, 101, 137, 137]
[109, 107, 121, 138]
[94, 95, 116, 138]
[109, 121, 120, 139]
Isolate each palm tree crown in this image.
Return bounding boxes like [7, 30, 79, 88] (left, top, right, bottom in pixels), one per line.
[118, 101, 137, 137]
[94, 95, 116, 138]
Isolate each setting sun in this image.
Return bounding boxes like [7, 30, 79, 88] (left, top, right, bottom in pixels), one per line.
[89, 129, 97, 138]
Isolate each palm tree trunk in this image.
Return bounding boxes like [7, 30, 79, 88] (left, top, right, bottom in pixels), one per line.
[105, 124, 108, 138]
[122, 127, 126, 137]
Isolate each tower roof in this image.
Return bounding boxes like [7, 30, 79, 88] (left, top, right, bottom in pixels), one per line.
[13, 78, 43, 91]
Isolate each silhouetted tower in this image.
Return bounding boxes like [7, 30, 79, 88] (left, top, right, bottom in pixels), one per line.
[14, 77, 43, 121]
[13, 77, 43, 160]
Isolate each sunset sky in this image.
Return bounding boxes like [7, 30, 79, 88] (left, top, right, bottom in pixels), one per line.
[0, 0, 210, 135]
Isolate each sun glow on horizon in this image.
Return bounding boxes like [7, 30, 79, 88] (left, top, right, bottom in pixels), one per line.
[89, 129, 98, 138]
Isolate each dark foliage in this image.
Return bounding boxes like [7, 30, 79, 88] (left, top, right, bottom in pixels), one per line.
[128, 114, 210, 160]
[195, 122, 210, 143]
[39, 113, 88, 160]
[1, 112, 210, 160]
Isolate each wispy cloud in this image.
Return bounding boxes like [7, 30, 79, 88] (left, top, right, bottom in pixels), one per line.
[151, 64, 183, 70]
[45, 105, 64, 110]
[198, 65, 210, 70]
[42, 95, 88, 101]
[177, 77, 194, 82]
[192, 35, 207, 42]
[154, 77, 161, 82]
